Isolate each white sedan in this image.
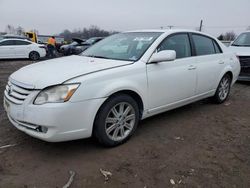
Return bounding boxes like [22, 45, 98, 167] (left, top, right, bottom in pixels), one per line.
[4, 29, 240, 146]
[0, 38, 46, 60]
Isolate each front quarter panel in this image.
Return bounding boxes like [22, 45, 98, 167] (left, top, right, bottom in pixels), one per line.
[65, 61, 148, 109]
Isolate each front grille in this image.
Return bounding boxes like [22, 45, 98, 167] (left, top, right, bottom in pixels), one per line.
[239, 56, 250, 67]
[4, 81, 34, 105]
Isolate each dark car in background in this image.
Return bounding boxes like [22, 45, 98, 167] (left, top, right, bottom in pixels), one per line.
[74, 37, 104, 54]
[60, 37, 104, 55]
[60, 38, 86, 55]
[229, 31, 250, 81]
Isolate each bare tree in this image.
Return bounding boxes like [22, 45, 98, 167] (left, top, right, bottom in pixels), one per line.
[30, 29, 39, 35]
[217, 34, 224, 41]
[59, 25, 118, 42]
[5, 25, 15, 34]
[223, 31, 236, 41]
[16, 26, 24, 35]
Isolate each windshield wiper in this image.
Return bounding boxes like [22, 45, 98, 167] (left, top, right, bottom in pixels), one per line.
[232, 44, 250, 47]
[84, 55, 110, 59]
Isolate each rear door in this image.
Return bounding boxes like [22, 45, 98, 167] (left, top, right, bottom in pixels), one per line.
[0, 40, 16, 58]
[14, 40, 32, 58]
[191, 34, 225, 94]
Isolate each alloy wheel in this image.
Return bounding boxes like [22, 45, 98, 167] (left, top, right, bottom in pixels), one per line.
[218, 76, 230, 101]
[105, 102, 136, 142]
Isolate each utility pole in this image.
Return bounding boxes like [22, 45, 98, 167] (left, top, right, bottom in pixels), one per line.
[167, 25, 174, 29]
[199, 20, 203, 32]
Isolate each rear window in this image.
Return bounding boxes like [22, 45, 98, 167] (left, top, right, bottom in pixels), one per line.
[192, 34, 216, 56]
[213, 41, 222, 54]
[15, 40, 31, 45]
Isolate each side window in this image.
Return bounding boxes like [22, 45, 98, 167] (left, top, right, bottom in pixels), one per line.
[0, 40, 15, 46]
[15, 40, 31, 45]
[157, 34, 191, 59]
[213, 41, 222, 54]
[192, 34, 216, 56]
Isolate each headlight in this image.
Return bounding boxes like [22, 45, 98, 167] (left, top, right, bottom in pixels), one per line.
[34, 84, 80, 105]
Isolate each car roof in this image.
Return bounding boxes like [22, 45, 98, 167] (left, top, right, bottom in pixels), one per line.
[125, 28, 201, 33]
[124, 29, 217, 39]
[0, 38, 32, 42]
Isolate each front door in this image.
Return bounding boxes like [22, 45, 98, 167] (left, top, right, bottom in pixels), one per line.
[147, 33, 197, 111]
[0, 40, 16, 58]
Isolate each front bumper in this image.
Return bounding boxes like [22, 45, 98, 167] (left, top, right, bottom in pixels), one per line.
[238, 56, 250, 81]
[238, 75, 250, 81]
[238, 67, 250, 81]
[3, 96, 106, 142]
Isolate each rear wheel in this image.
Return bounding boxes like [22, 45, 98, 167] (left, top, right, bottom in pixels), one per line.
[29, 51, 40, 61]
[94, 94, 140, 147]
[213, 74, 231, 104]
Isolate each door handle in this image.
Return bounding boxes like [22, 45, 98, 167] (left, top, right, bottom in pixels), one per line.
[188, 65, 196, 70]
[218, 61, 225, 64]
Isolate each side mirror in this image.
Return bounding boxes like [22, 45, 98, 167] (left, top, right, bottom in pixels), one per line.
[149, 50, 176, 63]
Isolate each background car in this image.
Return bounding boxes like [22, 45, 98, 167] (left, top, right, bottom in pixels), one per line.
[60, 38, 86, 55]
[0, 38, 46, 60]
[74, 37, 104, 54]
[60, 37, 104, 55]
[2, 34, 31, 41]
[229, 31, 250, 81]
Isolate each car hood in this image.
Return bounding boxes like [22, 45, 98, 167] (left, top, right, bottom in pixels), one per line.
[72, 38, 85, 43]
[228, 46, 250, 56]
[10, 55, 133, 89]
[60, 44, 70, 49]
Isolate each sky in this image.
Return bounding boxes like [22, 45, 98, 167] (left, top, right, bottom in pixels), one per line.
[0, 0, 249, 37]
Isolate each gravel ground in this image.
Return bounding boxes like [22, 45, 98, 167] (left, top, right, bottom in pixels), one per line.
[0, 59, 249, 188]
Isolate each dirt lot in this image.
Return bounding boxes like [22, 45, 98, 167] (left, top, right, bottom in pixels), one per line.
[0, 59, 249, 188]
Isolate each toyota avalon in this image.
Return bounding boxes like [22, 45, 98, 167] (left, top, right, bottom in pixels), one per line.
[3, 30, 240, 146]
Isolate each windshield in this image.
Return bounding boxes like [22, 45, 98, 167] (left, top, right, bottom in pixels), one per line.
[82, 32, 162, 61]
[232, 33, 250, 46]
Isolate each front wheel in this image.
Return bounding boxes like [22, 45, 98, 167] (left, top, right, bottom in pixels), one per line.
[94, 94, 140, 147]
[29, 51, 40, 61]
[213, 74, 232, 104]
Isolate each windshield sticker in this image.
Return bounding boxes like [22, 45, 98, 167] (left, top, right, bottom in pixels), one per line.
[133, 37, 153, 42]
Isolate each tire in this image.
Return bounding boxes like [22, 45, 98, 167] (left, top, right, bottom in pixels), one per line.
[94, 94, 140, 147]
[213, 74, 232, 104]
[29, 51, 40, 61]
